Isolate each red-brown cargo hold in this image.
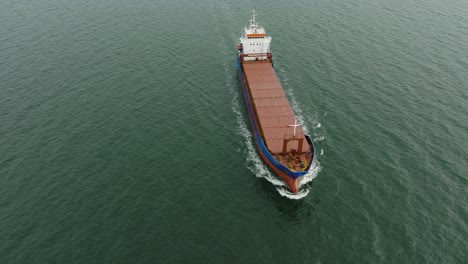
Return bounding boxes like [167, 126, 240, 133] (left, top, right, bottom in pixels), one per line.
[242, 61, 309, 155]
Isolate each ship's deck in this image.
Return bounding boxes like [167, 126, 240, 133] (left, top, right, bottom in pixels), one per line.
[242, 61, 312, 170]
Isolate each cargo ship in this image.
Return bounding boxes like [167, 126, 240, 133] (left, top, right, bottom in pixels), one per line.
[237, 11, 316, 193]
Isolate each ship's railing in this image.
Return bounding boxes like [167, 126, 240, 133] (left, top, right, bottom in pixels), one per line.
[239, 53, 272, 63]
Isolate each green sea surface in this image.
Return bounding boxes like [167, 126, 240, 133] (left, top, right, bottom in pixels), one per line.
[1, 0, 467, 263]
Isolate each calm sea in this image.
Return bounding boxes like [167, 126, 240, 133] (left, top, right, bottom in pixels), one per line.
[1, 0, 467, 263]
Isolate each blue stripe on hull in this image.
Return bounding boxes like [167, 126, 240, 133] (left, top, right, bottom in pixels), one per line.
[237, 57, 315, 179]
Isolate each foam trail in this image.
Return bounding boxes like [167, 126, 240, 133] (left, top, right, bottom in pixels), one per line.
[314, 135, 325, 142]
[277, 187, 310, 199]
[300, 161, 321, 186]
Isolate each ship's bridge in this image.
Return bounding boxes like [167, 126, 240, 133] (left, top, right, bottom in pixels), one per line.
[239, 11, 272, 61]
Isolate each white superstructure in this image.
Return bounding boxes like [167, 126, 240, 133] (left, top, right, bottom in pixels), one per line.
[239, 11, 272, 61]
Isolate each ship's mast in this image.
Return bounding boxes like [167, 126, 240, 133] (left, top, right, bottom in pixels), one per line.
[252, 10, 256, 26]
[249, 10, 258, 31]
[289, 117, 301, 138]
